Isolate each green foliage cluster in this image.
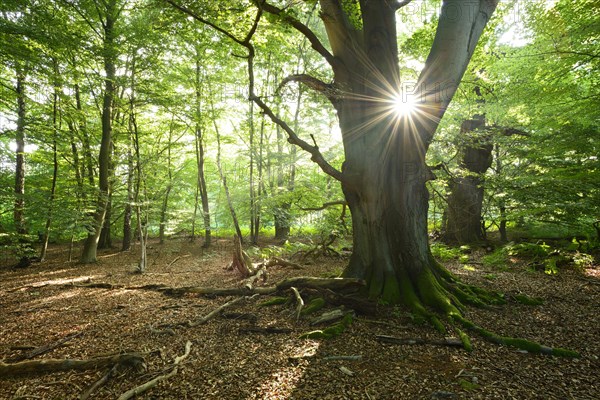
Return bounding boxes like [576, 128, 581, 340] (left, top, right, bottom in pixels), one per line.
[482, 241, 596, 275]
[430, 243, 473, 265]
[0, 233, 39, 261]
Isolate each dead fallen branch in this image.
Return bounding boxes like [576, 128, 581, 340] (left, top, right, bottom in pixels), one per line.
[167, 254, 191, 268]
[0, 353, 145, 377]
[160, 277, 365, 297]
[243, 265, 267, 289]
[229, 235, 303, 287]
[117, 341, 192, 400]
[189, 296, 247, 327]
[291, 287, 304, 321]
[376, 335, 463, 347]
[79, 363, 119, 400]
[8, 331, 84, 363]
[238, 326, 292, 334]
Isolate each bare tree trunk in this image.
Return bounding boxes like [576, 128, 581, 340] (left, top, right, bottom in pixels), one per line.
[122, 134, 134, 251]
[194, 57, 211, 247]
[40, 59, 60, 261]
[80, 0, 118, 263]
[209, 96, 243, 242]
[249, 101, 259, 244]
[159, 125, 173, 245]
[495, 144, 508, 242]
[14, 64, 27, 235]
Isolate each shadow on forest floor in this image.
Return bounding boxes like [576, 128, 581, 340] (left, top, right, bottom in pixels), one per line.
[0, 238, 598, 399]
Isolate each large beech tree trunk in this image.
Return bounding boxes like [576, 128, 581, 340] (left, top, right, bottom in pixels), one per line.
[323, 0, 499, 303]
[443, 117, 492, 244]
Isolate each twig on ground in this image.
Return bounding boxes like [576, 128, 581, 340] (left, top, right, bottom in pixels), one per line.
[291, 287, 304, 321]
[116, 341, 192, 400]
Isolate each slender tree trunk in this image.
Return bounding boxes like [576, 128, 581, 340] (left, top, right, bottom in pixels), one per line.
[14, 65, 27, 235]
[40, 60, 60, 261]
[443, 116, 492, 244]
[210, 104, 243, 242]
[495, 144, 508, 242]
[159, 126, 173, 244]
[273, 83, 301, 241]
[76, 82, 95, 189]
[80, 0, 117, 263]
[249, 101, 259, 244]
[131, 88, 147, 272]
[194, 57, 211, 247]
[122, 130, 134, 251]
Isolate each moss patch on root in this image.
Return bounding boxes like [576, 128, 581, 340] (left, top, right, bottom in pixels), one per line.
[299, 297, 326, 316]
[299, 314, 353, 340]
[513, 294, 544, 306]
[258, 296, 289, 307]
[452, 314, 579, 357]
[388, 263, 578, 357]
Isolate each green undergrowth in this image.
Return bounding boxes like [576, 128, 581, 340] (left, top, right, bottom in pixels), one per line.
[482, 240, 596, 275]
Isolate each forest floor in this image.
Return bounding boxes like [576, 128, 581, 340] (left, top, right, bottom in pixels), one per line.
[0, 237, 599, 400]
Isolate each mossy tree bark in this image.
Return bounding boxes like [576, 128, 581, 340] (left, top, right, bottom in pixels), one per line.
[317, 0, 500, 308]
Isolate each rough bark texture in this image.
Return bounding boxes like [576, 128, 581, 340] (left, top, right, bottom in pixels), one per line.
[443, 117, 492, 244]
[81, 0, 117, 263]
[319, 0, 500, 305]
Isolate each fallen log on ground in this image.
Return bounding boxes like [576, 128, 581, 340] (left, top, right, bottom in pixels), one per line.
[0, 353, 146, 377]
[159, 277, 365, 297]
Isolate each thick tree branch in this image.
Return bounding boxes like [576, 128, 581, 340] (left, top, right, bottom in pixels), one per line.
[278, 74, 336, 102]
[300, 200, 347, 211]
[253, 0, 336, 67]
[251, 95, 346, 182]
[320, 0, 361, 60]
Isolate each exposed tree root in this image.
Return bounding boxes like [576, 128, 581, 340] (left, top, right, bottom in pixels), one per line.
[397, 259, 580, 357]
[376, 335, 464, 348]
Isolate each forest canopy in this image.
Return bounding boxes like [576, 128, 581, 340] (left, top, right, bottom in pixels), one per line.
[0, 0, 598, 259]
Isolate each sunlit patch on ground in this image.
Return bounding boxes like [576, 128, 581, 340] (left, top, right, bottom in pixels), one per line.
[251, 341, 319, 400]
[12, 275, 101, 291]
